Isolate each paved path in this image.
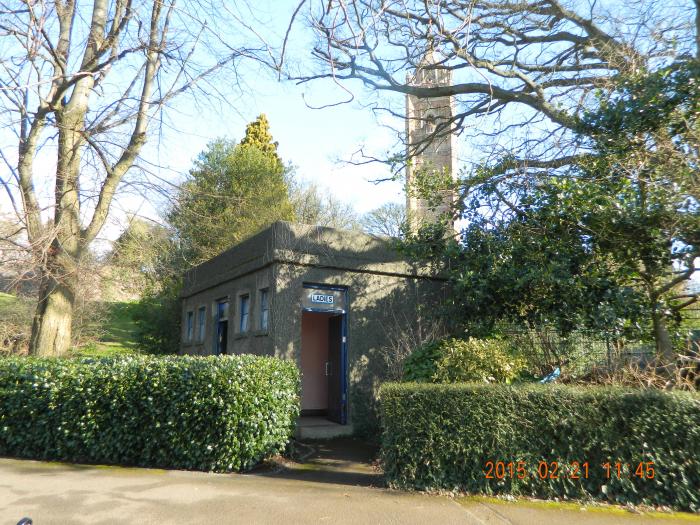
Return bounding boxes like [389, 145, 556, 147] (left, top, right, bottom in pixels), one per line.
[0, 448, 697, 524]
[0, 457, 464, 525]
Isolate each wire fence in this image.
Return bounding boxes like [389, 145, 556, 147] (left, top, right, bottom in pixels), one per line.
[500, 328, 686, 379]
[500, 308, 700, 378]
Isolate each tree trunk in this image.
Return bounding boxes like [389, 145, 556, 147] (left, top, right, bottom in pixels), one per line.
[28, 82, 88, 357]
[652, 311, 675, 363]
[29, 252, 77, 356]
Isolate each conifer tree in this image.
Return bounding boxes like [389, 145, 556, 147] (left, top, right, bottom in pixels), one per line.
[135, 116, 294, 352]
[240, 114, 283, 170]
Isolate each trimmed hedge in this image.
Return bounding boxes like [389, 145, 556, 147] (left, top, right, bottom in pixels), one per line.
[0, 355, 299, 472]
[380, 383, 700, 511]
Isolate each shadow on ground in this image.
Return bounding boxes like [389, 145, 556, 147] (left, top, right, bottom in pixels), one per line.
[251, 437, 383, 487]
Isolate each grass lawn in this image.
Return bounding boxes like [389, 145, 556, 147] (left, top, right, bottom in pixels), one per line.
[1, 292, 141, 357]
[71, 302, 141, 357]
[0, 291, 34, 322]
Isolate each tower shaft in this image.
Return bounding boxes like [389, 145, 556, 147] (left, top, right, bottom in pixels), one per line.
[405, 62, 457, 232]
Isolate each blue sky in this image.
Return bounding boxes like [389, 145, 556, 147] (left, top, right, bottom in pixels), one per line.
[123, 0, 408, 234]
[0, 0, 407, 244]
[151, 67, 406, 212]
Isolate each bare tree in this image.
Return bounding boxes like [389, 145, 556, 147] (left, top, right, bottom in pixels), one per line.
[287, 176, 361, 230]
[0, 1, 263, 355]
[361, 201, 405, 238]
[281, 0, 700, 358]
[291, 0, 698, 175]
[378, 307, 445, 380]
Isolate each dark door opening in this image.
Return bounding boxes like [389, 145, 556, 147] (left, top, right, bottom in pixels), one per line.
[215, 300, 229, 355]
[216, 320, 228, 355]
[301, 311, 346, 424]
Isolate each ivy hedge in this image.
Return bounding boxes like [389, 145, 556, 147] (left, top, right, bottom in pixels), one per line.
[0, 355, 299, 472]
[380, 383, 700, 511]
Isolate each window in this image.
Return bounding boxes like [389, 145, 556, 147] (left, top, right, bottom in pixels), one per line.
[197, 306, 206, 342]
[185, 311, 194, 341]
[259, 288, 269, 330]
[424, 113, 436, 133]
[217, 300, 228, 321]
[239, 294, 250, 333]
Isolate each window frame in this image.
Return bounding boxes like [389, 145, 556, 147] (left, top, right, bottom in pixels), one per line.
[239, 293, 250, 333]
[185, 310, 194, 342]
[216, 298, 229, 321]
[259, 288, 269, 331]
[197, 306, 206, 342]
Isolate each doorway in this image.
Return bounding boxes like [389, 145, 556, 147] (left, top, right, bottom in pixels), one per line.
[215, 300, 229, 355]
[300, 311, 346, 424]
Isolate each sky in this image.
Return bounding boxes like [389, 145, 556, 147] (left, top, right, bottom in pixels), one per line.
[0, 0, 408, 245]
[147, 67, 406, 214]
[2, 0, 694, 279]
[128, 0, 409, 230]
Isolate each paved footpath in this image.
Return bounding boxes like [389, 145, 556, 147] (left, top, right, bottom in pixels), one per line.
[0, 457, 698, 525]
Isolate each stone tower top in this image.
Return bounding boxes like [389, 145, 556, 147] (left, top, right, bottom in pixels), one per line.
[405, 53, 457, 232]
[410, 50, 451, 87]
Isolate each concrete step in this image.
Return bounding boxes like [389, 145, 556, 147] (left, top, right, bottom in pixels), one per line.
[296, 417, 354, 439]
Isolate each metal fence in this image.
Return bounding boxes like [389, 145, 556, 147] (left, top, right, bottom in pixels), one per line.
[501, 327, 656, 378]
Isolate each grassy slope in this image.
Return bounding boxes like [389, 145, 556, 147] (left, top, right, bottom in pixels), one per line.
[0, 291, 33, 323]
[1, 292, 140, 357]
[71, 302, 141, 357]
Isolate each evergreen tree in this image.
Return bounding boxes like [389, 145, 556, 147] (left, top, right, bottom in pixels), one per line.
[403, 62, 699, 361]
[169, 131, 294, 263]
[240, 114, 283, 170]
[135, 117, 294, 352]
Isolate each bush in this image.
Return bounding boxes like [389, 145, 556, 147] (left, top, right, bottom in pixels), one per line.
[132, 278, 182, 354]
[380, 383, 700, 511]
[402, 337, 524, 383]
[0, 355, 299, 472]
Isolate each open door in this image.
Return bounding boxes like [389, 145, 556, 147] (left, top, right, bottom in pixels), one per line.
[216, 320, 228, 355]
[300, 284, 348, 424]
[215, 300, 229, 355]
[327, 314, 343, 424]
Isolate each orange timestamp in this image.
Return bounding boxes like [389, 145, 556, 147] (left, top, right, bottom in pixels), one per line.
[483, 460, 655, 480]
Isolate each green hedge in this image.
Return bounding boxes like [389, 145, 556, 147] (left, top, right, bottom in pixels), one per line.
[380, 383, 700, 511]
[0, 355, 299, 472]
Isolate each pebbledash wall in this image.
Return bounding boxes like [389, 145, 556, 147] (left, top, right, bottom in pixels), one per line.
[180, 221, 445, 429]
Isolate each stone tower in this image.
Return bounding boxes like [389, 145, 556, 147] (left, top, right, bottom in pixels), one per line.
[405, 53, 457, 232]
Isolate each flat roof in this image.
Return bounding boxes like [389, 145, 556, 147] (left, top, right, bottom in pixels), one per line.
[181, 221, 439, 298]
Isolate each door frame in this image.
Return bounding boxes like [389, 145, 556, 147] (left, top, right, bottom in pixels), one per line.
[214, 298, 229, 355]
[301, 283, 348, 425]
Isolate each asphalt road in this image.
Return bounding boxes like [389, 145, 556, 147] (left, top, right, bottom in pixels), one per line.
[0, 457, 698, 525]
[0, 457, 466, 525]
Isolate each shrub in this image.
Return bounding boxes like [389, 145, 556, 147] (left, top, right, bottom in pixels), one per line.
[0, 355, 299, 472]
[401, 339, 442, 381]
[380, 383, 700, 511]
[132, 278, 182, 354]
[402, 337, 524, 383]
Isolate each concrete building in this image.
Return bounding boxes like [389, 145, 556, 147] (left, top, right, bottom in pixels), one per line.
[180, 59, 454, 435]
[180, 222, 445, 434]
